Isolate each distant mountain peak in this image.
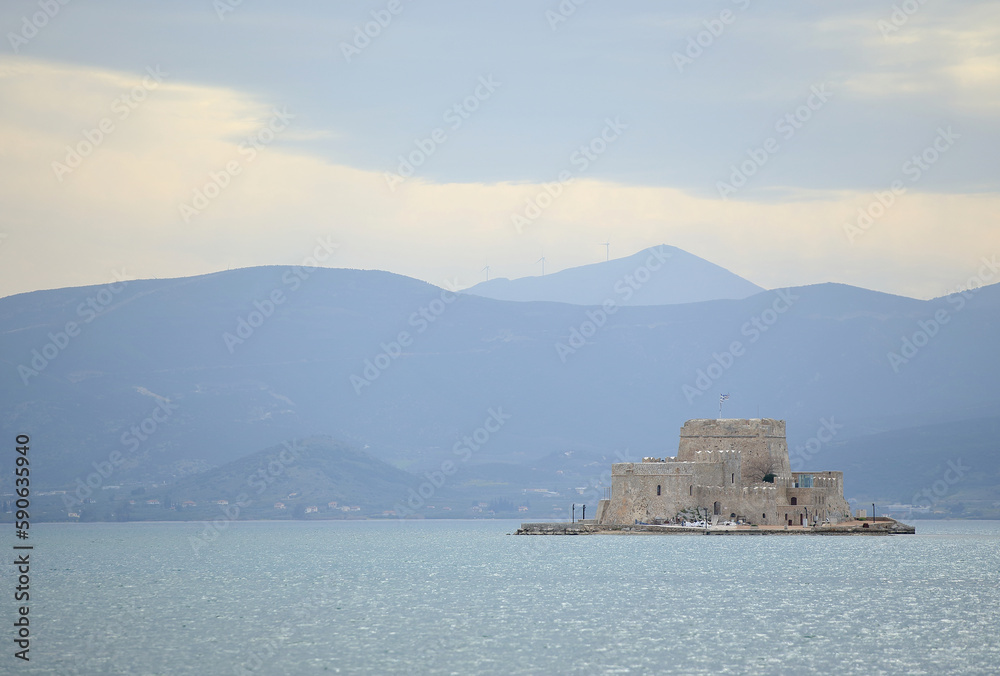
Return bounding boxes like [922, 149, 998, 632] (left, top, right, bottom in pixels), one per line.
[463, 244, 764, 306]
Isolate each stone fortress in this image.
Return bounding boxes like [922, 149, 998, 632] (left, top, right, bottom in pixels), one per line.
[595, 418, 852, 527]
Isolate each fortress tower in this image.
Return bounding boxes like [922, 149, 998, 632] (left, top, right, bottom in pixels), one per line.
[677, 418, 791, 478]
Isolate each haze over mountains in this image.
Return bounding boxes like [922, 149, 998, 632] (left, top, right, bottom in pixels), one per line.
[2, 246, 997, 520]
[465, 245, 765, 306]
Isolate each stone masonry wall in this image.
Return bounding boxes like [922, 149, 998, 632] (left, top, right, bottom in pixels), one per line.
[677, 418, 791, 477]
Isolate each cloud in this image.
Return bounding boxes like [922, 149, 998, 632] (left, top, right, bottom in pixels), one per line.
[840, 5, 1000, 111]
[0, 56, 998, 301]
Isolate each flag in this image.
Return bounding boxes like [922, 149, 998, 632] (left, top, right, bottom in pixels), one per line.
[720, 393, 730, 403]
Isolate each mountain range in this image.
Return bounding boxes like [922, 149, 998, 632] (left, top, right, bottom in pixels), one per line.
[2, 246, 997, 520]
[465, 245, 764, 305]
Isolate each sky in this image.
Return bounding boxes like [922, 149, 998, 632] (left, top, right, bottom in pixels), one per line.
[0, 0, 998, 299]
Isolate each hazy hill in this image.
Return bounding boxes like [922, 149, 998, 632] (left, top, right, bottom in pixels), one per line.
[2, 265, 998, 516]
[820, 416, 1000, 518]
[464, 245, 764, 306]
[158, 436, 419, 515]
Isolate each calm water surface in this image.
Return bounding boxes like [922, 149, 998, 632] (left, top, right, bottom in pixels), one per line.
[8, 520, 1000, 675]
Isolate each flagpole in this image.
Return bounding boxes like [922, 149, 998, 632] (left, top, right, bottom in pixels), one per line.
[718, 393, 729, 419]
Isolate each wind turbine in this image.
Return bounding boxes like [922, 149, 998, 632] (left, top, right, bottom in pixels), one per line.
[482, 264, 491, 281]
[537, 256, 546, 276]
[600, 241, 610, 261]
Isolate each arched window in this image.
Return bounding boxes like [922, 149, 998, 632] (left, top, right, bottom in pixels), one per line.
[790, 497, 798, 505]
[713, 501, 720, 515]
[656, 485, 661, 496]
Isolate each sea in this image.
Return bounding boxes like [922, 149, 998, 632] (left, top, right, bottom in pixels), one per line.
[7, 519, 1000, 675]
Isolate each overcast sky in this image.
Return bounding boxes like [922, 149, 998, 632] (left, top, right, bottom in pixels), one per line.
[1, 0, 998, 299]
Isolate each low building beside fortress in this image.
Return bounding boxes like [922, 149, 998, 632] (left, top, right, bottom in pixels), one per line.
[595, 418, 851, 527]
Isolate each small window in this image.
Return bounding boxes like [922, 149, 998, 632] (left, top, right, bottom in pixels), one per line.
[656, 484, 661, 496]
[689, 485, 693, 496]
[790, 497, 798, 505]
[731, 473, 735, 484]
[762, 513, 766, 520]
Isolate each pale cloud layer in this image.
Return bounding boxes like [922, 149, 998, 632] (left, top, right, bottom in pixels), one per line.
[1, 56, 997, 301]
[842, 13, 1000, 111]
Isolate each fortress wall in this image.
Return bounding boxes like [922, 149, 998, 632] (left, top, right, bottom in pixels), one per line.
[608, 462, 696, 523]
[691, 450, 743, 488]
[784, 471, 850, 520]
[607, 452, 748, 523]
[739, 486, 781, 525]
[812, 485, 850, 520]
[595, 499, 610, 523]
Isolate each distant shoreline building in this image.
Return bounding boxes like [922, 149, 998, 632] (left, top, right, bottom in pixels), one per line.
[595, 418, 851, 527]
